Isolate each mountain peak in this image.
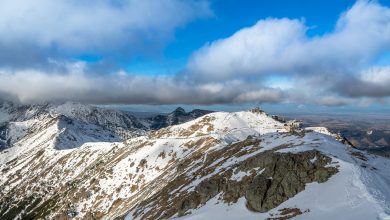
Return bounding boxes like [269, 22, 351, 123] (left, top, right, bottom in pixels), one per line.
[172, 107, 186, 114]
[147, 107, 211, 130]
[248, 107, 265, 114]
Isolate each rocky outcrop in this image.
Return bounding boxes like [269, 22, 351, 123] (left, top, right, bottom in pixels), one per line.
[130, 140, 338, 219]
[242, 150, 337, 212]
[187, 150, 337, 214]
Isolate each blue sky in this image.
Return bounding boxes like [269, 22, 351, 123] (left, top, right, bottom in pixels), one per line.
[0, 0, 390, 113]
[116, 0, 364, 75]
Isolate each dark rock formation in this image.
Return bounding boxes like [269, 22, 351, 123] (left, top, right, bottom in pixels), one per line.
[181, 150, 338, 214]
[132, 145, 338, 219]
[148, 107, 213, 130]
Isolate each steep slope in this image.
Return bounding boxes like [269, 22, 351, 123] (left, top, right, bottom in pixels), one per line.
[0, 102, 209, 152]
[0, 102, 146, 151]
[0, 108, 389, 220]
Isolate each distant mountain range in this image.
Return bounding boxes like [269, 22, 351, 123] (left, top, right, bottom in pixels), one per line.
[0, 102, 211, 151]
[144, 107, 213, 130]
[0, 102, 389, 219]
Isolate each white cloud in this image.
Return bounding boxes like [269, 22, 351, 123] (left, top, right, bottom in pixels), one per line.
[360, 66, 390, 86]
[0, 0, 211, 51]
[315, 96, 351, 107]
[233, 89, 283, 103]
[188, 18, 306, 80]
[1, 0, 390, 107]
[199, 83, 224, 94]
[187, 0, 390, 81]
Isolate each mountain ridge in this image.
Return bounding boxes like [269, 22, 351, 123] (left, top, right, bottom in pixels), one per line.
[0, 102, 210, 151]
[0, 102, 389, 219]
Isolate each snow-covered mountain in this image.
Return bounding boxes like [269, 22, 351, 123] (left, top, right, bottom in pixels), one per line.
[0, 104, 389, 220]
[0, 101, 147, 151]
[0, 103, 209, 151]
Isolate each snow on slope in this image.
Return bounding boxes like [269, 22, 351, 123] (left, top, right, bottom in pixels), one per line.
[0, 111, 10, 124]
[305, 127, 334, 136]
[0, 101, 14, 123]
[173, 132, 390, 220]
[124, 111, 389, 220]
[151, 109, 287, 140]
[0, 102, 146, 151]
[0, 106, 389, 220]
[50, 102, 146, 130]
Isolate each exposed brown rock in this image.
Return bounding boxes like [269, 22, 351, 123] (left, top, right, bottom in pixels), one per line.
[129, 144, 338, 219]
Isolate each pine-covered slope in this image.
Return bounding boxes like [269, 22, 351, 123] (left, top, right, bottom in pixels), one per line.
[0, 105, 389, 220]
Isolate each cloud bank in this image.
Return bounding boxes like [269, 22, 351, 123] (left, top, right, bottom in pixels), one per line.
[0, 62, 282, 104]
[0, 0, 211, 68]
[0, 0, 390, 107]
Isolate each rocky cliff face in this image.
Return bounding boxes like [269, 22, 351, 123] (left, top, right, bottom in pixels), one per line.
[0, 103, 389, 220]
